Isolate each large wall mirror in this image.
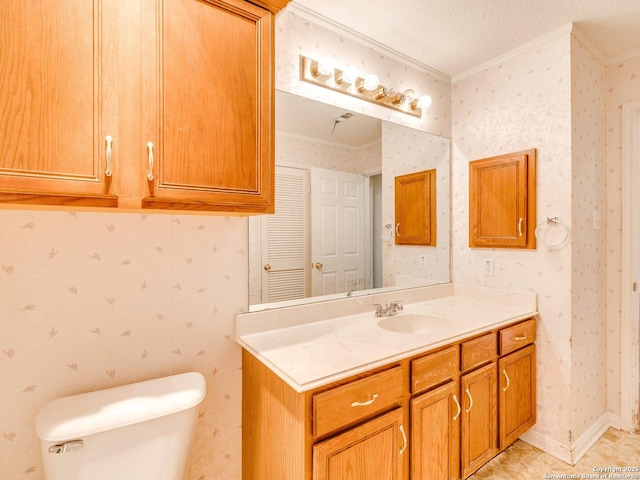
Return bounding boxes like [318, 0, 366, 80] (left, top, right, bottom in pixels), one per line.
[248, 90, 450, 310]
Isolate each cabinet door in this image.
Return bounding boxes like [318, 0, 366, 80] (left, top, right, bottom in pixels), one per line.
[469, 149, 536, 248]
[499, 344, 536, 449]
[0, 0, 119, 206]
[461, 363, 497, 478]
[141, 0, 274, 213]
[411, 382, 460, 480]
[394, 169, 436, 246]
[313, 408, 406, 480]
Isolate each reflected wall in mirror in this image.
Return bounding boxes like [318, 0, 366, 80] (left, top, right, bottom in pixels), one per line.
[248, 91, 450, 310]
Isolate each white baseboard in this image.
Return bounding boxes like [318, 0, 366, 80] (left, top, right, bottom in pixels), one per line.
[519, 413, 612, 465]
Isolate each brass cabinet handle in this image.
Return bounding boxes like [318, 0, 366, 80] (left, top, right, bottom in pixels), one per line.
[465, 388, 473, 413]
[263, 264, 271, 271]
[350, 393, 378, 408]
[399, 424, 408, 454]
[314, 262, 323, 269]
[518, 217, 524, 237]
[146, 142, 155, 181]
[502, 369, 511, 392]
[396, 223, 401, 237]
[453, 394, 461, 421]
[105, 136, 113, 177]
[514, 334, 527, 341]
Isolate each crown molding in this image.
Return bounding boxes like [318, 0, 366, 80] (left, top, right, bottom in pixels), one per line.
[606, 48, 640, 65]
[285, 3, 451, 82]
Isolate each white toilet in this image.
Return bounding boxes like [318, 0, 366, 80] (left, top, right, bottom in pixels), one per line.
[35, 372, 206, 480]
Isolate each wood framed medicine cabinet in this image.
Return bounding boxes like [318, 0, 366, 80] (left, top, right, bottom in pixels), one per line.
[469, 149, 536, 249]
[395, 169, 437, 246]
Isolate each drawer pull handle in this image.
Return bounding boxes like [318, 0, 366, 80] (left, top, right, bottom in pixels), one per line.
[350, 393, 378, 408]
[453, 394, 461, 420]
[502, 369, 511, 392]
[105, 136, 113, 177]
[518, 217, 524, 236]
[465, 388, 473, 413]
[399, 424, 408, 454]
[514, 334, 527, 341]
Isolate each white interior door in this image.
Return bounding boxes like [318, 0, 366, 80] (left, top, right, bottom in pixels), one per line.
[259, 166, 310, 303]
[310, 167, 366, 296]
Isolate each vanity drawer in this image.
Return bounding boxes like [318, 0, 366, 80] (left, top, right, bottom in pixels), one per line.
[411, 345, 459, 394]
[461, 332, 497, 372]
[312, 366, 404, 438]
[500, 318, 536, 355]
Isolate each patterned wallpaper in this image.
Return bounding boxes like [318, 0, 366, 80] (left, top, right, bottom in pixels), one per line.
[569, 37, 608, 439]
[605, 54, 640, 419]
[452, 36, 576, 445]
[0, 210, 246, 479]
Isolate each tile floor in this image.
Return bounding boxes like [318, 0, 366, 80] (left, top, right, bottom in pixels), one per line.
[471, 428, 640, 479]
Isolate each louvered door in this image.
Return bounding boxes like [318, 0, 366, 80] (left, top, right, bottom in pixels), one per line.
[260, 166, 309, 303]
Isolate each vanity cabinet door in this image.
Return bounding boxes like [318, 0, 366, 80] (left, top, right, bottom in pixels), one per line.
[411, 382, 460, 480]
[312, 408, 406, 480]
[0, 0, 120, 207]
[140, 0, 275, 213]
[460, 363, 498, 478]
[499, 344, 536, 449]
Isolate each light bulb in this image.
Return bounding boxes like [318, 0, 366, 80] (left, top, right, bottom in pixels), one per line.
[340, 65, 359, 84]
[402, 89, 416, 103]
[414, 94, 432, 109]
[316, 57, 334, 76]
[363, 74, 380, 91]
[382, 83, 398, 97]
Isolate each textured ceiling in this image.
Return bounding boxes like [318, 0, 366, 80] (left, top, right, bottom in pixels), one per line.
[289, 0, 640, 77]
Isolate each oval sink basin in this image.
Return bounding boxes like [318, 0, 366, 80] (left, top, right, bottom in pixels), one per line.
[377, 314, 451, 334]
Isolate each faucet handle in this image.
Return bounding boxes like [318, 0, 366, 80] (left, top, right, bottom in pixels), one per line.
[373, 303, 384, 316]
[391, 300, 404, 310]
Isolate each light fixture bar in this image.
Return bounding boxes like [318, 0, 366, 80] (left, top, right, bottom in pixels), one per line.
[299, 55, 424, 118]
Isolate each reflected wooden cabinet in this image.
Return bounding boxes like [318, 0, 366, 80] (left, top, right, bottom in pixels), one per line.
[0, 0, 282, 213]
[469, 149, 536, 248]
[395, 169, 436, 246]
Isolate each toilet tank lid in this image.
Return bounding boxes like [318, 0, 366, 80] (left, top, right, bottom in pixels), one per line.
[35, 372, 206, 442]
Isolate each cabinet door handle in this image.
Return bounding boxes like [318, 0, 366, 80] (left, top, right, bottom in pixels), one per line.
[146, 142, 155, 181]
[453, 394, 461, 420]
[502, 369, 511, 392]
[395, 223, 400, 237]
[514, 334, 527, 341]
[465, 388, 473, 413]
[399, 424, 408, 454]
[518, 217, 524, 237]
[350, 393, 378, 408]
[105, 136, 113, 177]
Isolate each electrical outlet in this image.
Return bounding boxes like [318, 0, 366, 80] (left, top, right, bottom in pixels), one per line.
[484, 258, 494, 276]
[419, 255, 427, 269]
[592, 210, 601, 230]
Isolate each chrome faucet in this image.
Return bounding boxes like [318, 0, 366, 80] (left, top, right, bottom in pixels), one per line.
[374, 301, 404, 317]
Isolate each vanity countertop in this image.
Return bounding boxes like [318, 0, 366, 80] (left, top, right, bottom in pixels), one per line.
[236, 285, 537, 393]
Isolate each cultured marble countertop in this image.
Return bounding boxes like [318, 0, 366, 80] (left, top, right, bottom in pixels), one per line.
[236, 285, 538, 393]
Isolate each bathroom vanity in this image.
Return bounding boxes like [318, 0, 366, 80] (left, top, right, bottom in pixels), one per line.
[236, 284, 537, 479]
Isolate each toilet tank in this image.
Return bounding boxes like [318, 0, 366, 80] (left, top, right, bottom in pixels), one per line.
[35, 372, 206, 480]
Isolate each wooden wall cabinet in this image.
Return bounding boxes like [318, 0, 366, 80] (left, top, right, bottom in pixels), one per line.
[243, 318, 536, 479]
[395, 169, 436, 246]
[469, 149, 536, 248]
[0, 0, 284, 213]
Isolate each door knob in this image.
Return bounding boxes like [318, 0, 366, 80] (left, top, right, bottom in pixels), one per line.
[263, 264, 271, 271]
[314, 262, 323, 269]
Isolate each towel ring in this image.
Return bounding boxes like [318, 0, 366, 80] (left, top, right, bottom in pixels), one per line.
[381, 223, 394, 243]
[534, 217, 570, 248]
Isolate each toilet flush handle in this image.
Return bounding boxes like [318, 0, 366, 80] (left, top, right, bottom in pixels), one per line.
[48, 439, 83, 454]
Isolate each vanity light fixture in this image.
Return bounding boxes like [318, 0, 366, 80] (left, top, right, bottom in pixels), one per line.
[299, 55, 431, 118]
